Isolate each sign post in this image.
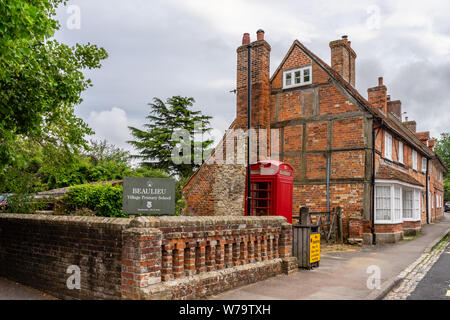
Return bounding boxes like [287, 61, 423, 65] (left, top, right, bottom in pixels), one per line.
[122, 177, 175, 215]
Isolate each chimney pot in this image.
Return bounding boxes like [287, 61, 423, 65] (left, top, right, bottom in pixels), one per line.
[256, 29, 265, 41]
[242, 33, 250, 45]
[378, 77, 383, 86]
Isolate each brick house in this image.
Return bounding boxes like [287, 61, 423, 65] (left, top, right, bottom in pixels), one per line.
[183, 30, 447, 244]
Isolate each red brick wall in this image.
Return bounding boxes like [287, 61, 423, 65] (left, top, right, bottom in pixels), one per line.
[375, 223, 403, 234]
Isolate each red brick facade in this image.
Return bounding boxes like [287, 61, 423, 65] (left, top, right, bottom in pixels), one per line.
[183, 31, 447, 244]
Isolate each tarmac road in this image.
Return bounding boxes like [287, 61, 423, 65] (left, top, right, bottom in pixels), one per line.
[407, 241, 450, 300]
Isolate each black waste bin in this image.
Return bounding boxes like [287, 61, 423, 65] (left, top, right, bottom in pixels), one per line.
[292, 207, 320, 269]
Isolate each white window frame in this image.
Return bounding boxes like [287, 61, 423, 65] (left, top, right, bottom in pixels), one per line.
[412, 150, 418, 170]
[414, 190, 421, 220]
[375, 180, 423, 224]
[283, 66, 312, 89]
[398, 141, 404, 164]
[375, 185, 394, 224]
[421, 157, 427, 173]
[385, 133, 393, 161]
[402, 189, 414, 220]
[394, 186, 402, 222]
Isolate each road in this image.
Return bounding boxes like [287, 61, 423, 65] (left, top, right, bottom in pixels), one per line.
[407, 241, 450, 300]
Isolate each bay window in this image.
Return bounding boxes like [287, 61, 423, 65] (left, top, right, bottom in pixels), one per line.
[375, 181, 422, 224]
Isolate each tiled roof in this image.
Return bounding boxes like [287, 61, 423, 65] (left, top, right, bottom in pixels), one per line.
[375, 164, 424, 187]
[277, 40, 440, 161]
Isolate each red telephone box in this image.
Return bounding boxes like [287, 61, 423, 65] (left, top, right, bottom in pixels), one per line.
[245, 160, 294, 223]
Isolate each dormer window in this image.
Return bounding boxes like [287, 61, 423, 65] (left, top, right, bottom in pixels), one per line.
[283, 66, 312, 89]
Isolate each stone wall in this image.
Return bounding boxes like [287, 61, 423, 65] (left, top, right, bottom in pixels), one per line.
[0, 214, 296, 300]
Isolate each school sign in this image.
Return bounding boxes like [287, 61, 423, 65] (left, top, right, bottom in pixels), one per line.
[122, 177, 175, 215]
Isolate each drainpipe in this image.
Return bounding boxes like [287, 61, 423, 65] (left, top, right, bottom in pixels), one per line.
[371, 124, 382, 245]
[326, 155, 331, 212]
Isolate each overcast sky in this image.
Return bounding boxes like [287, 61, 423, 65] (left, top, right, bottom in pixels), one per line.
[54, 0, 450, 152]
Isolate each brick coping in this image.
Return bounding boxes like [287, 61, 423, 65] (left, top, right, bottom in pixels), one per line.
[0, 213, 287, 228]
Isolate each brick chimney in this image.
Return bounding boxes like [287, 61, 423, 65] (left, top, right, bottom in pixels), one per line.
[329, 35, 357, 86]
[368, 77, 388, 116]
[236, 30, 271, 132]
[403, 120, 417, 133]
[387, 100, 402, 120]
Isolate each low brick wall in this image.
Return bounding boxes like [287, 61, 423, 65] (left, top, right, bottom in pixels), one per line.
[0, 214, 129, 299]
[0, 214, 296, 300]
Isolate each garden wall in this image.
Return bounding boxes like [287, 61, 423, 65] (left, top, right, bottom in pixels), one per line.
[0, 214, 297, 300]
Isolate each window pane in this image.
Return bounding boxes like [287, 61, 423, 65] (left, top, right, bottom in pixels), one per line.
[303, 68, 310, 82]
[295, 71, 301, 84]
[403, 190, 413, 219]
[285, 73, 291, 86]
[376, 186, 391, 221]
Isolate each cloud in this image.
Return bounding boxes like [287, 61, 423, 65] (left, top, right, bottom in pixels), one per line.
[53, 0, 450, 156]
[86, 107, 134, 151]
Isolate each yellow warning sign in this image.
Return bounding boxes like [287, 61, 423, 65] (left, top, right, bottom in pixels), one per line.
[310, 233, 320, 263]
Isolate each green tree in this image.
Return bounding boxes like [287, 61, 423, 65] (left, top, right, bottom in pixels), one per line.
[434, 133, 449, 175]
[434, 132, 450, 200]
[128, 96, 214, 178]
[0, 0, 108, 168]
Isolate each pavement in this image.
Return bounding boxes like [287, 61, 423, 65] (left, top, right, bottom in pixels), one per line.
[213, 212, 450, 300]
[0, 213, 448, 300]
[0, 277, 56, 300]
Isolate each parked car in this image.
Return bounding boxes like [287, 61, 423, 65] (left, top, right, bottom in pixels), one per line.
[445, 202, 450, 212]
[0, 195, 8, 210]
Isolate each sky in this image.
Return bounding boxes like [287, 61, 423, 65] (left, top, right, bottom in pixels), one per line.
[54, 0, 450, 153]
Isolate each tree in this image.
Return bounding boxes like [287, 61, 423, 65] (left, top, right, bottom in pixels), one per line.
[434, 132, 450, 200]
[84, 139, 130, 166]
[434, 133, 450, 176]
[128, 96, 214, 178]
[0, 0, 108, 168]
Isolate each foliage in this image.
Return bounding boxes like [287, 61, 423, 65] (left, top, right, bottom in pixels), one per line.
[60, 176, 186, 217]
[444, 179, 450, 201]
[84, 139, 130, 166]
[434, 133, 449, 177]
[434, 132, 450, 200]
[2, 194, 47, 214]
[128, 96, 214, 179]
[61, 184, 125, 217]
[0, 139, 166, 193]
[0, 0, 108, 168]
